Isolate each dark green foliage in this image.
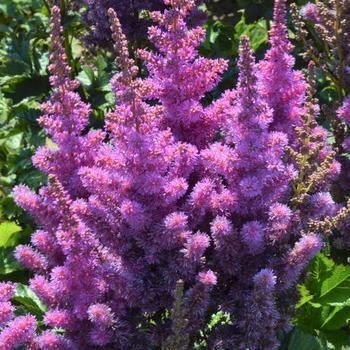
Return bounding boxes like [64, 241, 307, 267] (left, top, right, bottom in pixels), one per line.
[0, 0, 50, 285]
[294, 254, 350, 348]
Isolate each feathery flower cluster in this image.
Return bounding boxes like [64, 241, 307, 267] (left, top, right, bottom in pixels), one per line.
[0, 283, 37, 350]
[301, 2, 321, 23]
[5, 0, 342, 349]
[138, 0, 228, 148]
[82, 0, 206, 48]
[258, 0, 307, 144]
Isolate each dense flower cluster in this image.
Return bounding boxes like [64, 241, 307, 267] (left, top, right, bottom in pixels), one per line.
[82, 0, 206, 48]
[0, 0, 342, 349]
[0, 283, 38, 350]
[301, 2, 321, 23]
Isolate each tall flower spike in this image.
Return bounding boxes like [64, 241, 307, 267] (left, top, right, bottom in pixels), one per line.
[138, 0, 228, 147]
[65, 4, 201, 347]
[107, 8, 138, 89]
[32, 6, 104, 196]
[287, 61, 339, 208]
[48, 6, 78, 91]
[199, 31, 333, 349]
[258, 0, 307, 142]
[223, 35, 292, 217]
[107, 7, 149, 133]
[236, 35, 259, 106]
[39, 6, 90, 140]
[184, 271, 217, 334]
[238, 269, 280, 350]
[162, 280, 189, 350]
[269, 0, 292, 51]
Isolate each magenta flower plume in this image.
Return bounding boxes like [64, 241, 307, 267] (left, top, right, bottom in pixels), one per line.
[0, 316, 37, 350]
[196, 35, 334, 349]
[203, 35, 293, 219]
[32, 6, 104, 197]
[301, 2, 322, 23]
[37, 331, 76, 350]
[277, 234, 323, 291]
[138, 0, 228, 147]
[0, 283, 16, 302]
[0, 283, 38, 350]
[258, 0, 307, 142]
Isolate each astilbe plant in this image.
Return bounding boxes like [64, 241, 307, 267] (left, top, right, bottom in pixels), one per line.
[196, 23, 339, 348]
[291, 0, 350, 107]
[291, 0, 350, 247]
[291, 0, 350, 197]
[297, 0, 350, 92]
[6, 2, 221, 349]
[0, 0, 344, 349]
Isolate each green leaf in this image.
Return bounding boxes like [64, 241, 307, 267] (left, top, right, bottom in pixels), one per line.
[71, 36, 83, 60]
[77, 66, 94, 87]
[296, 304, 325, 333]
[321, 306, 350, 330]
[286, 328, 322, 350]
[0, 74, 28, 89]
[4, 131, 23, 153]
[320, 329, 350, 349]
[306, 254, 335, 295]
[0, 221, 21, 247]
[0, 248, 23, 275]
[0, 174, 16, 187]
[95, 55, 107, 74]
[249, 19, 268, 51]
[0, 58, 29, 76]
[297, 284, 314, 308]
[0, 91, 9, 123]
[318, 265, 350, 305]
[13, 283, 47, 317]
